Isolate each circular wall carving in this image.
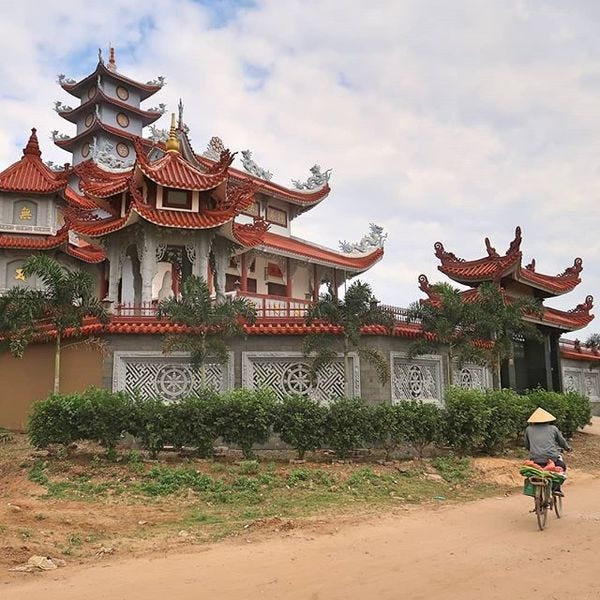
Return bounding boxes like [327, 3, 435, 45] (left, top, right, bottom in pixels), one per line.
[84, 113, 94, 127]
[116, 112, 130, 128]
[282, 363, 312, 395]
[116, 143, 130, 158]
[154, 365, 194, 400]
[116, 85, 129, 101]
[87, 85, 97, 99]
[81, 143, 90, 158]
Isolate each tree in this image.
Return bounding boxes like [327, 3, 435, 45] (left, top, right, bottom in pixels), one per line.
[157, 275, 256, 385]
[303, 280, 395, 391]
[408, 279, 542, 388]
[0, 254, 109, 393]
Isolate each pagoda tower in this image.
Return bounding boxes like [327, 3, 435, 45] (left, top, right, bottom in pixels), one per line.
[421, 226, 594, 392]
[54, 47, 164, 167]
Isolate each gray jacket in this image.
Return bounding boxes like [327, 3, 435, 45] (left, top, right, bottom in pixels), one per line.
[524, 423, 570, 462]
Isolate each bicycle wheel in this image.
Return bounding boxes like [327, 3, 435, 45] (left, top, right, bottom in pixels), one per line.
[534, 485, 548, 531]
[553, 492, 563, 519]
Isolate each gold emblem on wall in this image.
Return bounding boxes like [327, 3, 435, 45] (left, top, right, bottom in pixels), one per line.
[19, 206, 32, 220]
[15, 268, 26, 282]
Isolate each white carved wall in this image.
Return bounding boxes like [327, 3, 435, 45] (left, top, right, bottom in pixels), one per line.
[452, 362, 492, 391]
[241, 351, 360, 402]
[112, 351, 234, 400]
[563, 366, 600, 402]
[391, 353, 443, 404]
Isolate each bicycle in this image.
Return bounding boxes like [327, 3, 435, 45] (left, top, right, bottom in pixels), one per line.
[527, 474, 562, 531]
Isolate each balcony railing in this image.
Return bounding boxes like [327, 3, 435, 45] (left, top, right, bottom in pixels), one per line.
[112, 294, 416, 323]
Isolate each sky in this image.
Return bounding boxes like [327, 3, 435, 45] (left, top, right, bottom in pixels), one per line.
[1, 0, 599, 336]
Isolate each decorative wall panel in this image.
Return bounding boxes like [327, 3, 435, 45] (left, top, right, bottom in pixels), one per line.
[563, 366, 599, 402]
[452, 363, 492, 391]
[242, 351, 360, 402]
[391, 353, 443, 404]
[113, 351, 233, 400]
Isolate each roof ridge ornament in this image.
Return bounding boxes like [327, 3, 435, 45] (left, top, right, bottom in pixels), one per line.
[203, 136, 226, 161]
[146, 76, 166, 87]
[53, 101, 73, 113]
[241, 149, 273, 181]
[570, 295, 594, 314]
[51, 130, 70, 142]
[292, 164, 331, 190]
[525, 258, 536, 271]
[57, 74, 76, 85]
[89, 137, 134, 171]
[339, 223, 387, 254]
[434, 241, 464, 264]
[23, 128, 42, 157]
[147, 125, 169, 142]
[558, 257, 583, 278]
[165, 113, 180, 153]
[107, 46, 117, 72]
[484, 237, 499, 257]
[147, 103, 167, 115]
[506, 226, 522, 255]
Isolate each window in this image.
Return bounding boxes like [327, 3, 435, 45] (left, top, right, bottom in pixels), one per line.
[163, 189, 192, 210]
[267, 282, 287, 297]
[243, 200, 260, 217]
[13, 200, 37, 225]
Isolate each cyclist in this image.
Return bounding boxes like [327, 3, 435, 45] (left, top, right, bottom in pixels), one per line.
[523, 407, 571, 496]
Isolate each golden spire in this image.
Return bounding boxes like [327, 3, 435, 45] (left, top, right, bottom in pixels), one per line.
[165, 112, 180, 153]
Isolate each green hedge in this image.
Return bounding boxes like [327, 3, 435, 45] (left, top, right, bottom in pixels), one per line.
[27, 386, 591, 459]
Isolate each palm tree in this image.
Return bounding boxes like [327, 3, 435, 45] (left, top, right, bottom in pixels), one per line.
[303, 280, 395, 392]
[157, 275, 256, 386]
[408, 280, 542, 388]
[0, 254, 109, 393]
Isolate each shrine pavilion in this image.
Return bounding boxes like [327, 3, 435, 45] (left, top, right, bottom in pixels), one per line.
[419, 226, 594, 392]
[0, 49, 597, 429]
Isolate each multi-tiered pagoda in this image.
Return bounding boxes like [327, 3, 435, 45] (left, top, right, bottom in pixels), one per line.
[0, 48, 385, 311]
[420, 226, 594, 392]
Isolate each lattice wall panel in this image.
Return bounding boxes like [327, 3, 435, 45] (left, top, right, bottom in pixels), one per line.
[242, 353, 358, 402]
[113, 352, 230, 401]
[391, 354, 442, 404]
[452, 364, 491, 391]
[564, 368, 599, 402]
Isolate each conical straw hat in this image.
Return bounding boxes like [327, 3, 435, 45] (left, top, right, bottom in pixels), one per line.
[527, 407, 556, 424]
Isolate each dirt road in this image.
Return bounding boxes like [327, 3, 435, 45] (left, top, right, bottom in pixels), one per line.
[4, 474, 600, 600]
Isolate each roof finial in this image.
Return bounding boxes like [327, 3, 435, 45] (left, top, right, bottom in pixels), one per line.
[107, 45, 117, 72]
[165, 113, 180, 153]
[98, 47, 104, 64]
[177, 99, 184, 129]
[23, 128, 41, 157]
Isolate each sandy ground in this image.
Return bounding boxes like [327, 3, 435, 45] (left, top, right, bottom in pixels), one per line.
[4, 471, 600, 600]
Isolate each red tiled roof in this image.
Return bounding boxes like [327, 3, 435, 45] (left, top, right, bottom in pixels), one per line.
[434, 227, 583, 297]
[60, 61, 161, 100]
[63, 186, 98, 210]
[559, 339, 600, 362]
[69, 210, 135, 237]
[196, 155, 331, 208]
[231, 218, 270, 247]
[0, 129, 66, 194]
[135, 138, 232, 191]
[0, 226, 69, 250]
[258, 231, 384, 272]
[59, 87, 161, 126]
[66, 242, 106, 263]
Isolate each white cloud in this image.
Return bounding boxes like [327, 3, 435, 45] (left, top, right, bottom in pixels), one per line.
[1, 0, 599, 334]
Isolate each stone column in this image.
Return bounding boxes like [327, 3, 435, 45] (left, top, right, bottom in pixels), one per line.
[106, 240, 122, 302]
[139, 228, 157, 305]
[189, 230, 213, 283]
[212, 236, 230, 304]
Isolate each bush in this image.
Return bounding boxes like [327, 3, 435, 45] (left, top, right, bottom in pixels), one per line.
[28, 393, 83, 448]
[525, 388, 590, 438]
[169, 390, 221, 457]
[480, 389, 529, 454]
[129, 396, 174, 459]
[323, 397, 370, 458]
[218, 388, 276, 459]
[367, 403, 407, 460]
[273, 394, 326, 459]
[398, 400, 443, 459]
[76, 388, 131, 452]
[443, 387, 490, 455]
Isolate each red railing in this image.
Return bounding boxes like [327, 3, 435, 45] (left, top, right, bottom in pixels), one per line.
[112, 295, 415, 323]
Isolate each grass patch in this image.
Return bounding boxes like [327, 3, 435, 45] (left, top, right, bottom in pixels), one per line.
[432, 455, 473, 484]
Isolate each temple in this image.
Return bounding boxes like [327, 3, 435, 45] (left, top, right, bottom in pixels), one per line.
[0, 48, 384, 314]
[421, 226, 594, 392]
[0, 49, 598, 430]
